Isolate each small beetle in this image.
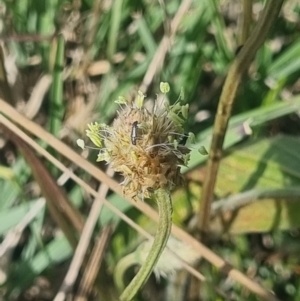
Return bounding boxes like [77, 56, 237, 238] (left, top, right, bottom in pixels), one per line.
[131, 121, 139, 145]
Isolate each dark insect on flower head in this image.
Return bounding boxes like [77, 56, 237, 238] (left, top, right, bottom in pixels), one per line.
[131, 121, 139, 145]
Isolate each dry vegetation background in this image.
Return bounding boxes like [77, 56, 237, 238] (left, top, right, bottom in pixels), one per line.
[1, 0, 300, 301]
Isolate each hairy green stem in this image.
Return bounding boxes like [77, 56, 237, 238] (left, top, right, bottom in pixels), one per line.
[120, 188, 172, 301]
[198, 0, 284, 232]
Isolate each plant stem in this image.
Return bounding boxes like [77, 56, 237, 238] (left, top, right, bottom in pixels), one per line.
[198, 0, 284, 232]
[114, 253, 137, 292]
[239, 0, 253, 45]
[120, 188, 172, 301]
[211, 187, 300, 215]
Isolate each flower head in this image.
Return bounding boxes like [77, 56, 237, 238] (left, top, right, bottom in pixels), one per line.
[81, 83, 192, 199]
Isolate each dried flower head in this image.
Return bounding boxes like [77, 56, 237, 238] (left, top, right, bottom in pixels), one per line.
[78, 82, 193, 198]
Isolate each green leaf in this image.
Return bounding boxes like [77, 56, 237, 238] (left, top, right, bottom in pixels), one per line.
[30, 237, 72, 274]
[0, 201, 42, 235]
[186, 136, 300, 234]
[50, 34, 65, 136]
[268, 39, 300, 79]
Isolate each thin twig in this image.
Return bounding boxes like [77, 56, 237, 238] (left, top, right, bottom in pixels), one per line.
[198, 0, 284, 232]
[75, 226, 113, 301]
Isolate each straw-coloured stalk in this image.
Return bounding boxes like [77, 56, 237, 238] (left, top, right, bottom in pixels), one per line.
[78, 82, 193, 300]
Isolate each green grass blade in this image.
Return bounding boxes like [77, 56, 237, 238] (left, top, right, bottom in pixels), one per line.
[49, 34, 65, 136]
[107, 0, 123, 60]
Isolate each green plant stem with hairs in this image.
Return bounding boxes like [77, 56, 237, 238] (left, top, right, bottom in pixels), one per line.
[120, 188, 172, 301]
[198, 0, 284, 232]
